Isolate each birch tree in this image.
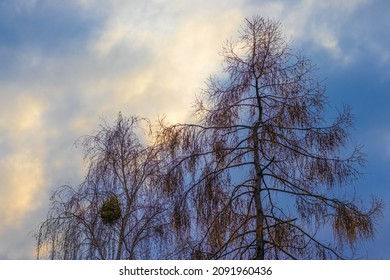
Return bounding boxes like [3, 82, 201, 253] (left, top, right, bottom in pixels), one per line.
[35, 113, 172, 259]
[156, 16, 382, 259]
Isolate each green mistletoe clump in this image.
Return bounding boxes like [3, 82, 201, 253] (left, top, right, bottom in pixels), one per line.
[100, 195, 121, 225]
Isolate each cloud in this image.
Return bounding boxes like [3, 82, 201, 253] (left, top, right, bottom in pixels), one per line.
[0, 0, 389, 259]
[0, 153, 44, 227]
[0, 95, 47, 235]
[80, 0, 252, 123]
[245, 0, 389, 68]
[0, 0, 248, 258]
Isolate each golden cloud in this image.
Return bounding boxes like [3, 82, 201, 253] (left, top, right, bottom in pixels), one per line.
[0, 94, 47, 234]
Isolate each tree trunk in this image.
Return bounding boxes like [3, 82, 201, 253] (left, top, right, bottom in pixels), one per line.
[252, 44, 265, 259]
[253, 124, 265, 260]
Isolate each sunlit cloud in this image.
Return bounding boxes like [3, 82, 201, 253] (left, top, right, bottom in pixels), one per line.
[0, 153, 45, 228]
[83, 1, 248, 123]
[0, 95, 47, 235]
[0, 0, 389, 259]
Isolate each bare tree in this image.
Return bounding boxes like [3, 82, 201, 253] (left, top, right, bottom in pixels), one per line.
[156, 16, 383, 259]
[35, 113, 173, 259]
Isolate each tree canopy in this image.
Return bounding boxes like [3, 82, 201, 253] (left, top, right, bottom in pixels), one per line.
[35, 16, 382, 260]
[35, 114, 175, 259]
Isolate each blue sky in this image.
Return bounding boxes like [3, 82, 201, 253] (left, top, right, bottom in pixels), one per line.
[0, 0, 389, 259]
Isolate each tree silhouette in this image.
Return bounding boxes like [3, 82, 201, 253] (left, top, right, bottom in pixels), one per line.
[35, 16, 383, 260]
[35, 114, 174, 259]
[155, 16, 382, 259]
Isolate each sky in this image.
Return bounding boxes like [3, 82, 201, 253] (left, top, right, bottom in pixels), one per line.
[0, 0, 389, 259]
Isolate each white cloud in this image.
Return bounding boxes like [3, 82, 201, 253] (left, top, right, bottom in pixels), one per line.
[83, 1, 250, 123]
[278, 0, 372, 63]
[0, 1, 247, 258]
[0, 95, 47, 236]
[0, 0, 387, 259]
